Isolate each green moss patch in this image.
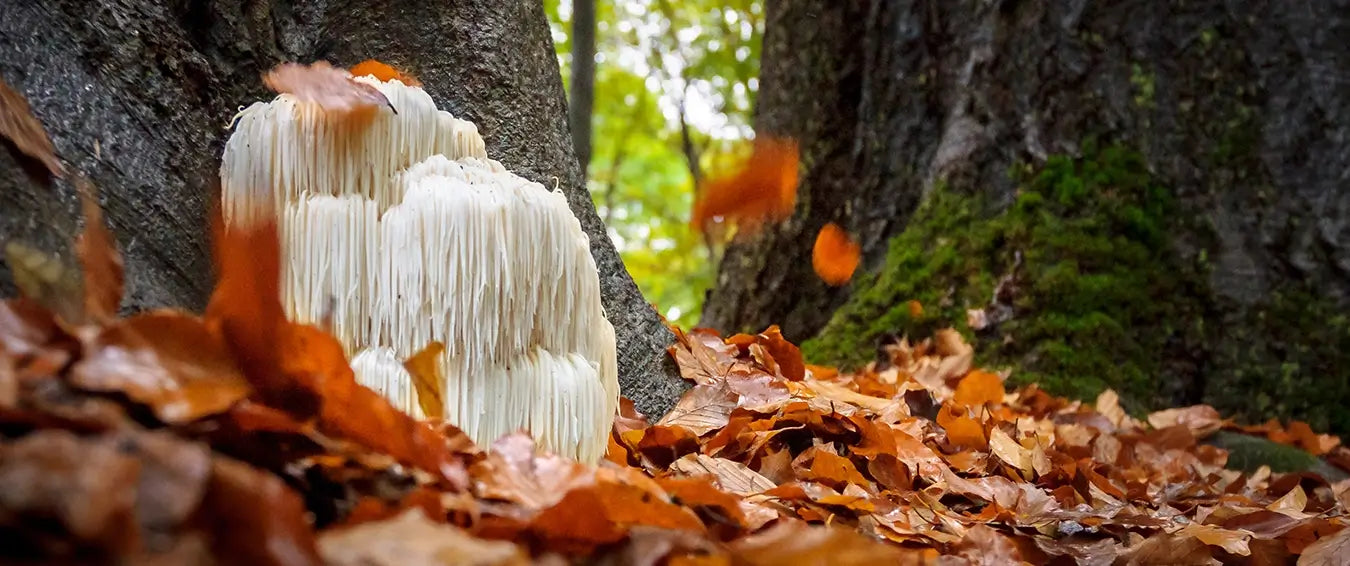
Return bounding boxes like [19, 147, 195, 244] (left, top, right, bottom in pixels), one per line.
[803, 143, 1208, 410]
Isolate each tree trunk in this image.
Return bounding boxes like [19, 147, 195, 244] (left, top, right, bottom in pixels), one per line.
[568, 0, 596, 177]
[0, 0, 687, 419]
[703, 0, 1350, 431]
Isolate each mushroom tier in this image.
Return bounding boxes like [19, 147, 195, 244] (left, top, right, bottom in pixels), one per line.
[219, 76, 619, 463]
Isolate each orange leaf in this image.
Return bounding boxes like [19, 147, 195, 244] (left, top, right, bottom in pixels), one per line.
[402, 341, 445, 419]
[263, 61, 394, 114]
[811, 223, 860, 286]
[756, 325, 805, 381]
[691, 136, 798, 238]
[938, 404, 988, 449]
[349, 59, 422, 86]
[529, 480, 705, 554]
[0, 75, 64, 181]
[69, 310, 251, 424]
[73, 178, 125, 324]
[952, 370, 1005, 408]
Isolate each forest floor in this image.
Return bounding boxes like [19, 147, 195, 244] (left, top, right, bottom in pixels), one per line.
[2, 207, 1349, 564]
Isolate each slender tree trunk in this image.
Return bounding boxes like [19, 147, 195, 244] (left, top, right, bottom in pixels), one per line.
[568, 0, 597, 178]
[0, 0, 687, 418]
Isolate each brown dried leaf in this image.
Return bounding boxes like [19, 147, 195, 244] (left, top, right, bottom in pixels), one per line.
[658, 383, 738, 435]
[0, 76, 64, 181]
[70, 310, 250, 424]
[403, 341, 445, 419]
[953, 524, 1023, 565]
[319, 508, 528, 566]
[670, 453, 776, 496]
[1298, 526, 1350, 566]
[989, 426, 1033, 475]
[729, 520, 929, 565]
[74, 178, 124, 323]
[263, 61, 393, 113]
[200, 456, 323, 566]
[1176, 523, 1252, 556]
[472, 433, 594, 510]
[1147, 405, 1223, 438]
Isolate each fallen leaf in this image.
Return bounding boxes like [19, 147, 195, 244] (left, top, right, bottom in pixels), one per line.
[69, 310, 251, 424]
[320, 508, 527, 566]
[73, 177, 124, 324]
[1298, 525, 1350, 565]
[1147, 405, 1223, 437]
[658, 383, 738, 435]
[1176, 523, 1252, 556]
[729, 520, 929, 565]
[200, 456, 323, 566]
[1267, 485, 1311, 519]
[952, 370, 1005, 408]
[403, 341, 445, 419]
[811, 223, 861, 286]
[0, 76, 64, 181]
[670, 454, 776, 496]
[756, 325, 805, 381]
[263, 61, 394, 114]
[348, 59, 423, 87]
[989, 426, 1034, 475]
[690, 136, 798, 238]
[937, 404, 987, 449]
[473, 433, 594, 510]
[953, 524, 1024, 565]
[529, 479, 705, 554]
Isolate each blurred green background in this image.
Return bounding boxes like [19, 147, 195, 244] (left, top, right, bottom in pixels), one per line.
[545, 0, 764, 329]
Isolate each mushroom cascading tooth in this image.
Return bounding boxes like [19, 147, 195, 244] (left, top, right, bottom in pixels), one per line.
[218, 73, 619, 463]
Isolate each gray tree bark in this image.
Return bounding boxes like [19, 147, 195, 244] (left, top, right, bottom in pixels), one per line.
[0, 0, 687, 419]
[705, 0, 1350, 343]
[701, 0, 1349, 427]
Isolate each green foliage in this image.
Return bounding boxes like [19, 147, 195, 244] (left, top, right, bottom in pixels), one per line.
[546, 0, 764, 328]
[803, 144, 1206, 409]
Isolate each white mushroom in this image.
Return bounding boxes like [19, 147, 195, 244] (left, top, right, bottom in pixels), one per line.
[218, 72, 618, 462]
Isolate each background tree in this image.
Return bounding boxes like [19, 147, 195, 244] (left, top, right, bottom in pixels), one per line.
[0, 0, 687, 418]
[547, 0, 763, 329]
[700, 1, 1350, 432]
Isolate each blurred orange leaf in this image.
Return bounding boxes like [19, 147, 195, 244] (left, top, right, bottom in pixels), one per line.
[263, 61, 393, 114]
[348, 59, 422, 86]
[74, 178, 124, 324]
[691, 137, 798, 238]
[70, 310, 250, 424]
[0, 76, 64, 181]
[811, 223, 860, 286]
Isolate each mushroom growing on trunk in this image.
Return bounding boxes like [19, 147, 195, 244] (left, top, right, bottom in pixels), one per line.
[218, 65, 619, 463]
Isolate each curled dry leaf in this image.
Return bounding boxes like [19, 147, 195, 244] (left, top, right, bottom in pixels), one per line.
[952, 370, 1005, 408]
[811, 223, 861, 286]
[70, 310, 251, 424]
[0, 76, 64, 181]
[263, 61, 394, 114]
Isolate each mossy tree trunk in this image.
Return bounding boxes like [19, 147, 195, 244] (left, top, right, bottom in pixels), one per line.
[0, 0, 687, 419]
[702, 1, 1350, 431]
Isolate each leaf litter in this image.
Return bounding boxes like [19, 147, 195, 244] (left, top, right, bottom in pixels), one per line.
[2, 66, 1349, 566]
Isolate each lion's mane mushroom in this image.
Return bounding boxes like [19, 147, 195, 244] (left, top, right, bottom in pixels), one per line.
[218, 68, 618, 462]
